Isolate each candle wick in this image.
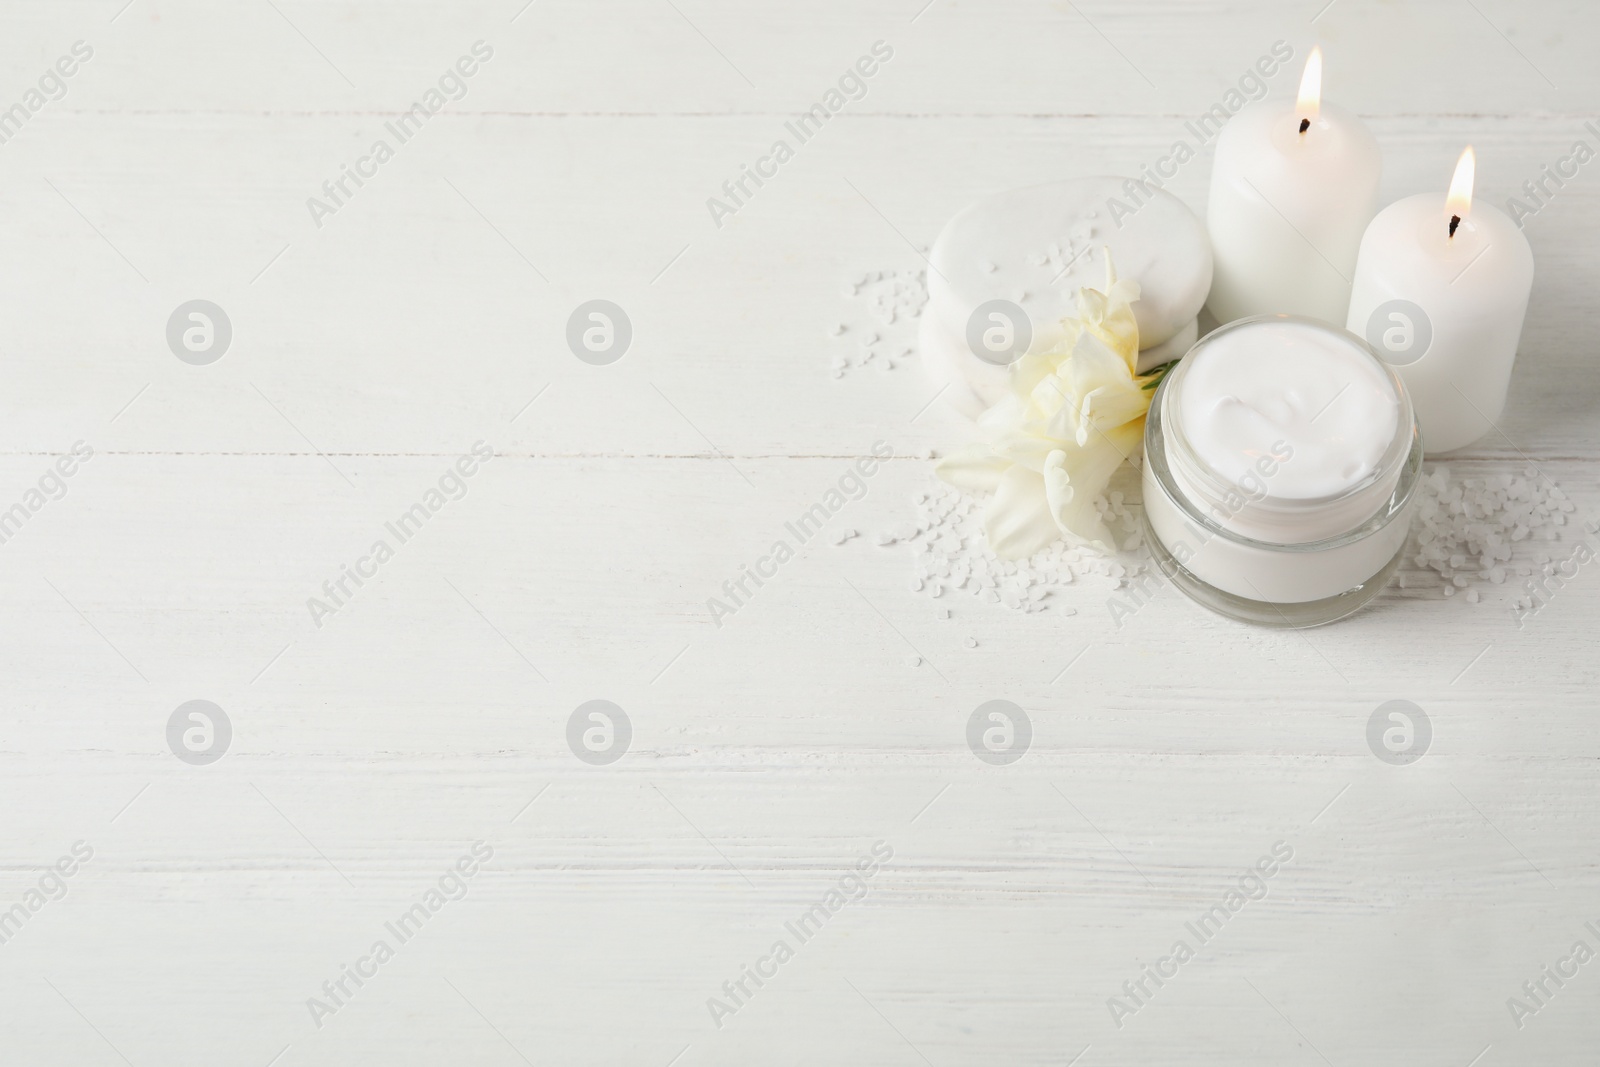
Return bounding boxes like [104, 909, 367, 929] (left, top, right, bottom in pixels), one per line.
[1449, 214, 1461, 238]
[1298, 117, 1310, 134]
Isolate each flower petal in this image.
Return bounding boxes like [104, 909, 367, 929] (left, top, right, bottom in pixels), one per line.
[1060, 329, 1135, 396]
[935, 444, 1011, 494]
[1080, 381, 1152, 436]
[983, 464, 1063, 560]
[1043, 421, 1145, 550]
[985, 426, 1059, 472]
[1083, 250, 1142, 373]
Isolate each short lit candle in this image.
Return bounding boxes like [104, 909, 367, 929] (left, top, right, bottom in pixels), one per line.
[1346, 146, 1535, 454]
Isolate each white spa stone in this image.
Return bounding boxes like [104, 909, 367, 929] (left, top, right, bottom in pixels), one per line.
[921, 177, 1212, 416]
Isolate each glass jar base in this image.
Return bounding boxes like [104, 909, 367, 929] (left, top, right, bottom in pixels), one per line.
[1141, 508, 1406, 628]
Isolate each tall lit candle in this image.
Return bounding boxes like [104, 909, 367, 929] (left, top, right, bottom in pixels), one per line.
[1205, 47, 1381, 324]
[1346, 147, 1535, 454]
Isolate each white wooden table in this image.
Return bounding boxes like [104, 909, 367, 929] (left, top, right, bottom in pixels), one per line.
[1, 1, 1597, 1063]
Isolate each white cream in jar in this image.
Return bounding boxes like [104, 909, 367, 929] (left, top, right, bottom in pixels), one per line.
[1142, 316, 1422, 626]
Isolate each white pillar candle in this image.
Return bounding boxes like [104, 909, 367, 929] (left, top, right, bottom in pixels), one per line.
[1345, 147, 1535, 454]
[1205, 47, 1381, 324]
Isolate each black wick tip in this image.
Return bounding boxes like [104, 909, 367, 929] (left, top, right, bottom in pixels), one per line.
[1449, 214, 1461, 238]
[1298, 117, 1310, 134]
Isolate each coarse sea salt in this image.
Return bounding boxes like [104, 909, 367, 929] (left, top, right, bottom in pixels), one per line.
[829, 268, 928, 379]
[882, 475, 1154, 617]
[878, 464, 1590, 621]
[1406, 465, 1591, 611]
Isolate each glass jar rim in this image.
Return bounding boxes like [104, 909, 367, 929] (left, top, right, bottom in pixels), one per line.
[1157, 315, 1417, 542]
[1147, 315, 1423, 551]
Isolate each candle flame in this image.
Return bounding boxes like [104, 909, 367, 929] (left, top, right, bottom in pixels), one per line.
[1447, 145, 1476, 229]
[1297, 47, 1322, 129]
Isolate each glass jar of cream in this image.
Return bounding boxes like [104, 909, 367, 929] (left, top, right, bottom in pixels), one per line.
[1141, 315, 1422, 627]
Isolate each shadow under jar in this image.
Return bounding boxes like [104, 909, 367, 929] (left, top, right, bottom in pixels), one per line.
[1141, 315, 1423, 628]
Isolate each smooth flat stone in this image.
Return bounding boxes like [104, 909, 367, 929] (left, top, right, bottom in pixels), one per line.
[926, 177, 1213, 353]
[918, 311, 1002, 419]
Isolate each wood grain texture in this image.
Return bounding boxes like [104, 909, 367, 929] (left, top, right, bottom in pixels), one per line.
[0, 1, 1595, 1064]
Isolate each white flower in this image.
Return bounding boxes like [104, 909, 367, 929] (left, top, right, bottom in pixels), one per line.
[936, 251, 1162, 558]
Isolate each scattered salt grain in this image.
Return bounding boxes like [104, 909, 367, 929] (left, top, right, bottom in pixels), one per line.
[1406, 464, 1581, 611]
[899, 475, 1150, 618]
[830, 267, 928, 379]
